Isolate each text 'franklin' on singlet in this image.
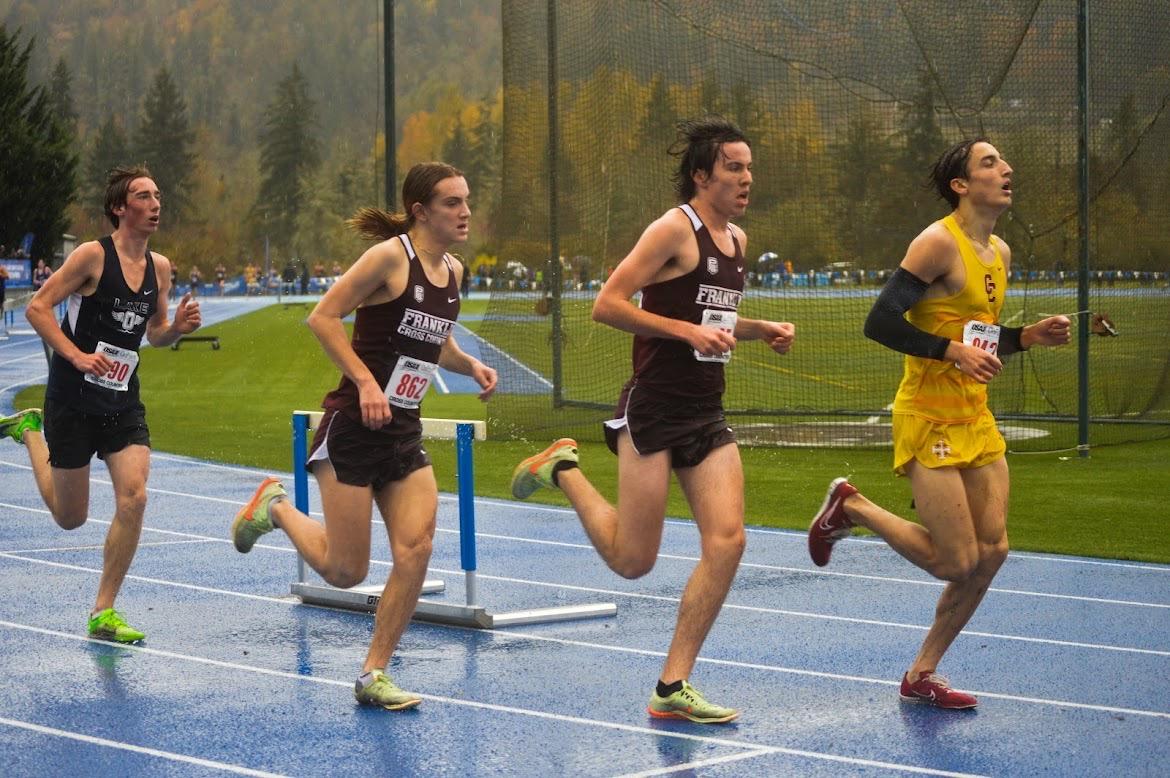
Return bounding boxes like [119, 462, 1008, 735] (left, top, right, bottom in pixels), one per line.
[628, 203, 745, 400]
[322, 233, 461, 437]
[46, 236, 158, 414]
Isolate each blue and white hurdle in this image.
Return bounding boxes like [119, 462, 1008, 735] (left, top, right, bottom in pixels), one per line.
[288, 410, 617, 629]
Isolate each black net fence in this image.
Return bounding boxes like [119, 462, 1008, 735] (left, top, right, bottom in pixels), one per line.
[481, 0, 1170, 451]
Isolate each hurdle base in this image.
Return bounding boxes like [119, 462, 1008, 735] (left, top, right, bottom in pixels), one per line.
[291, 579, 445, 612]
[292, 581, 617, 629]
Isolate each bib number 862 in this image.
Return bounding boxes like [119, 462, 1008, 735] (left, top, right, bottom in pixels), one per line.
[394, 373, 428, 402]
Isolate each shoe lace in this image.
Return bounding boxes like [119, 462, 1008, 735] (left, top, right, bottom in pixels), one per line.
[923, 672, 951, 689]
[101, 610, 129, 629]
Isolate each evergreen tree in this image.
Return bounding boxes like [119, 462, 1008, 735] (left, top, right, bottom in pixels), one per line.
[0, 26, 78, 259]
[48, 57, 77, 132]
[442, 121, 474, 176]
[254, 62, 321, 256]
[86, 114, 132, 206]
[832, 109, 897, 266]
[135, 67, 196, 223]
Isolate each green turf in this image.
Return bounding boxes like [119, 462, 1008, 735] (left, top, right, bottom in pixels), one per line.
[13, 302, 1170, 563]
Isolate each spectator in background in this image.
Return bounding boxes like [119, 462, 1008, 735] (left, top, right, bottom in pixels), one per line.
[331, 260, 343, 277]
[244, 262, 259, 295]
[215, 263, 227, 295]
[32, 258, 53, 292]
[0, 263, 8, 317]
[188, 265, 202, 298]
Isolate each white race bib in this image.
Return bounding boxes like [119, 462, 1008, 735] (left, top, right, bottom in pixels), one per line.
[962, 320, 1001, 355]
[694, 309, 738, 363]
[84, 341, 139, 392]
[384, 356, 439, 409]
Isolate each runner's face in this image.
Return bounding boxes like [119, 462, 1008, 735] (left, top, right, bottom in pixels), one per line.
[956, 142, 1013, 211]
[116, 177, 162, 233]
[696, 142, 752, 217]
[419, 176, 471, 245]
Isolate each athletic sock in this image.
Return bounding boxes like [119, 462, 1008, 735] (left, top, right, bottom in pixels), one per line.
[358, 669, 383, 688]
[656, 679, 684, 698]
[550, 461, 579, 487]
[268, 495, 287, 527]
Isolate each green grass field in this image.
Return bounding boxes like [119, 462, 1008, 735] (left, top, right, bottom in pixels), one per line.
[14, 301, 1170, 563]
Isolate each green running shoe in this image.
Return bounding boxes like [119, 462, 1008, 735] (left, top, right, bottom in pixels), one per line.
[88, 608, 145, 643]
[231, 477, 286, 553]
[510, 438, 578, 499]
[0, 408, 42, 445]
[354, 670, 421, 711]
[647, 680, 739, 724]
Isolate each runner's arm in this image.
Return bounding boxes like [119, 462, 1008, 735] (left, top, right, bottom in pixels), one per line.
[593, 212, 735, 357]
[24, 242, 113, 376]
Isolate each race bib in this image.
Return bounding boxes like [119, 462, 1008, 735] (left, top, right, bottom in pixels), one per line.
[694, 309, 738, 363]
[962, 320, 1001, 355]
[84, 341, 139, 392]
[384, 356, 438, 409]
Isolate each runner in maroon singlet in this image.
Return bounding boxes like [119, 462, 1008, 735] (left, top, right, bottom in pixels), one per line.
[511, 118, 796, 723]
[230, 163, 497, 711]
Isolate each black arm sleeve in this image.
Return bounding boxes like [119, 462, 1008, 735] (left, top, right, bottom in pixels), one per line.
[863, 267, 952, 360]
[997, 325, 1025, 357]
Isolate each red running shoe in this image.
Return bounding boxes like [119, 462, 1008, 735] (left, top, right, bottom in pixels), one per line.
[807, 477, 858, 567]
[899, 671, 978, 710]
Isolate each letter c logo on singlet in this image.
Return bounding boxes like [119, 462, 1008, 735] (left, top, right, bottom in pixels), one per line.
[706, 257, 719, 275]
[984, 273, 997, 303]
[413, 284, 424, 303]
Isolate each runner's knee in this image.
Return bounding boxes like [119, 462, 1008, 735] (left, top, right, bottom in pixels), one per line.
[391, 533, 433, 570]
[52, 510, 88, 530]
[930, 550, 980, 582]
[611, 551, 657, 580]
[322, 558, 369, 589]
[115, 485, 148, 520]
[701, 525, 746, 563]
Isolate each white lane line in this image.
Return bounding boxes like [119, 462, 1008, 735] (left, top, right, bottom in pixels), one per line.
[433, 527, 1170, 609]
[615, 749, 778, 778]
[5, 538, 214, 554]
[0, 619, 987, 778]
[0, 715, 288, 777]
[614, 747, 985, 778]
[4, 458, 1164, 609]
[0, 372, 46, 394]
[12, 451, 1167, 576]
[0, 352, 45, 367]
[0, 553, 1167, 720]
[1, 502, 1167, 658]
[461, 495, 1170, 574]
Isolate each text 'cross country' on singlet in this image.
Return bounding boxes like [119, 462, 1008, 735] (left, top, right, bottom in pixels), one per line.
[322, 233, 461, 437]
[45, 236, 158, 414]
[629, 203, 745, 399]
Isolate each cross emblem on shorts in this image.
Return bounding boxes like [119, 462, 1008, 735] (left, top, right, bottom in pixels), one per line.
[932, 439, 951, 460]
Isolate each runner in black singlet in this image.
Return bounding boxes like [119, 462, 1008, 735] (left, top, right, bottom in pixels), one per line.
[2, 165, 201, 643]
[511, 118, 796, 723]
[230, 162, 496, 711]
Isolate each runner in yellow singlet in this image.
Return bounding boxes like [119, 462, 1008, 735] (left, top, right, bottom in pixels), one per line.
[807, 139, 1071, 709]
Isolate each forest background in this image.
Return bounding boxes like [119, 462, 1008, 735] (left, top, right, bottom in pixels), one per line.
[2, 0, 502, 276]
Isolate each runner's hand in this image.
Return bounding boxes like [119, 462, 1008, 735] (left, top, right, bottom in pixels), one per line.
[173, 292, 202, 334]
[688, 323, 736, 357]
[358, 380, 392, 429]
[72, 350, 114, 377]
[951, 342, 1002, 384]
[760, 320, 795, 355]
[472, 362, 498, 401]
[1027, 315, 1071, 347]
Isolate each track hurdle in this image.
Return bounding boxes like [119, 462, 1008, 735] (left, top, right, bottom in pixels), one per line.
[288, 410, 617, 629]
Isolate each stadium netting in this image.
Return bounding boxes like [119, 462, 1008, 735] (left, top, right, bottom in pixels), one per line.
[481, 0, 1170, 452]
